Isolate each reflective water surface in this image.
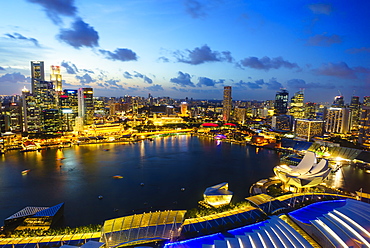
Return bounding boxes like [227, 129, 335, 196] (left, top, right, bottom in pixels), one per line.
[0, 135, 369, 227]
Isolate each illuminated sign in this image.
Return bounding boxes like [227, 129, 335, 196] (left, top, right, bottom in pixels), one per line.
[62, 109, 73, 114]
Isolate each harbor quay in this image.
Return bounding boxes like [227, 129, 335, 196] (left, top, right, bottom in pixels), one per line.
[1, 135, 370, 248]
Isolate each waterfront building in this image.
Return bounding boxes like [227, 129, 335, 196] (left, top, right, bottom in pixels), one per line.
[289, 90, 305, 119]
[180, 102, 188, 116]
[77, 88, 94, 125]
[273, 151, 331, 191]
[271, 115, 293, 131]
[295, 119, 324, 141]
[42, 109, 61, 132]
[358, 106, 370, 148]
[325, 107, 350, 134]
[234, 106, 246, 124]
[60, 90, 78, 131]
[21, 87, 41, 132]
[349, 96, 361, 131]
[223, 86, 232, 122]
[203, 182, 233, 207]
[274, 89, 289, 115]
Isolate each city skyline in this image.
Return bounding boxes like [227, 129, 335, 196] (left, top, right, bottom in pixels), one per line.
[0, 0, 369, 103]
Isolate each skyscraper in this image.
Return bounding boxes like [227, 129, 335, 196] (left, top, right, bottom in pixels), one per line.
[349, 96, 360, 131]
[30, 61, 44, 95]
[332, 95, 344, 107]
[274, 89, 289, 115]
[364, 96, 370, 107]
[358, 106, 370, 148]
[289, 90, 304, 119]
[223, 86, 232, 122]
[325, 107, 350, 134]
[78, 88, 94, 125]
[50, 65, 62, 93]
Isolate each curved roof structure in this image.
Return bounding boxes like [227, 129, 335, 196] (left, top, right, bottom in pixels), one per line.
[274, 151, 331, 188]
[204, 182, 233, 207]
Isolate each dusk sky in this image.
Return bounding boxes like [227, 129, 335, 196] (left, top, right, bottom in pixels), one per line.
[0, 0, 369, 103]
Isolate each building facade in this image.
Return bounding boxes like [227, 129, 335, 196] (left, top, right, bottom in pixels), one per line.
[295, 119, 324, 141]
[325, 107, 350, 134]
[274, 89, 289, 115]
[223, 86, 232, 122]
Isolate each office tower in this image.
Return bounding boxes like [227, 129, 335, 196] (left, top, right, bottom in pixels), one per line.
[364, 96, 370, 107]
[274, 89, 289, 115]
[21, 87, 40, 132]
[289, 90, 305, 119]
[223, 86, 232, 122]
[50, 65, 62, 92]
[271, 115, 293, 131]
[31, 61, 45, 95]
[78, 88, 94, 125]
[325, 107, 350, 134]
[42, 109, 61, 132]
[349, 96, 360, 131]
[234, 107, 246, 124]
[180, 102, 188, 116]
[332, 95, 344, 107]
[295, 119, 324, 141]
[358, 106, 370, 148]
[304, 102, 317, 119]
[60, 90, 78, 131]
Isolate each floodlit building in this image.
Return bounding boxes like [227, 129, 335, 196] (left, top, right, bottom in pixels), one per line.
[289, 90, 305, 119]
[325, 107, 350, 134]
[274, 89, 289, 115]
[295, 119, 324, 141]
[50, 65, 62, 93]
[223, 86, 232, 122]
[78, 88, 94, 125]
[203, 182, 233, 207]
[274, 152, 331, 191]
[271, 115, 293, 131]
[358, 106, 370, 148]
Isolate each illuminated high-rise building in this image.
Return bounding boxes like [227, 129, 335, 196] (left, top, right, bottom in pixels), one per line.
[271, 115, 293, 131]
[304, 102, 317, 119]
[50, 65, 62, 92]
[180, 102, 188, 116]
[349, 96, 360, 131]
[358, 106, 370, 148]
[364, 96, 370, 107]
[223, 86, 232, 122]
[332, 95, 344, 107]
[21, 86, 40, 132]
[325, 107, 350, 134]
[60, 89, 78, 131]
[78, 88, 94, 125]
[295, 119, 324, 141]
[30, 61, 44, 95]
[289, 90, 304, 119]
[274, 89, 289, 115]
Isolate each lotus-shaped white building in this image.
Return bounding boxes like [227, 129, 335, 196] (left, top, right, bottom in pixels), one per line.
[274, 151, 331, 190]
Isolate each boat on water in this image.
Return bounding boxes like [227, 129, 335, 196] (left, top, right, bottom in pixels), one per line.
[21, 140, 41, 152]
[21, 169, 30, 175]
[112, 175, 123, 179]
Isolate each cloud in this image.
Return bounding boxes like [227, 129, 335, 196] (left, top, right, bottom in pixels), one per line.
[57, 19, 99, 49]
[133, 71, 153, 84]
[235, 79, 265, 89]
[174, 45, 233, 65]
[197, 77, 224, 87]
[100, 48, 137, 62]
[145, 84, 164, 91]
[0, 67, 5, 71]
[105, 79, 120, 86]
[346, 47, 370, 54]
[75, 73, 95, 85]
[308, 3, 332, 15]
[286, 78, 335, 89]
[123, 71, 133, 79]
[170, 71, 195, 87]
[314, 62, 357, 79]
[0, 72, 29, 84]
[5, 33, 40, 47]
[265, 78, 283, 90]
[183, 0, 206, 18]
[27, 0, 77, 24]
[306, 33, 342, 46]
[158, 56, 170, 63]
[240, 56, 299, 71]
[61, 61, 79, 74]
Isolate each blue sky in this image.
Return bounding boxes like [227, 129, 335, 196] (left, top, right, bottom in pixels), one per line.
[0, 0, 369, 103]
